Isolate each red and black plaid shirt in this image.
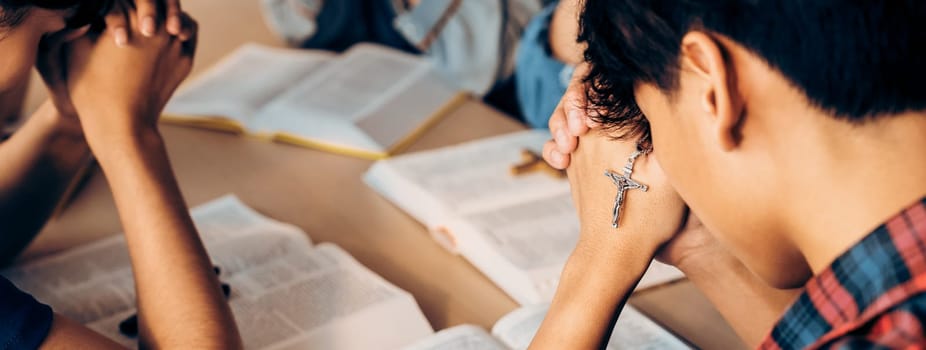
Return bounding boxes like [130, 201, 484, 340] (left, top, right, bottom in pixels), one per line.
[760, 197, 926, 349]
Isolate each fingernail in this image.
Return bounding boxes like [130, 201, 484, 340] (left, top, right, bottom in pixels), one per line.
[114, 28, 128, 47]
[141, 16, 156, 36]
[167, 16, 182, 35]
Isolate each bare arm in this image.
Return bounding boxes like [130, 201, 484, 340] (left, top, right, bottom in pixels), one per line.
[531, 234, 654, 349]
[31, 8, 242, 349]
[0, 102, 89, 264]
[34, 117, 243, 350]
[90, 127, 241, 349]
[41, 314, 124, 350]
[674, 247, 801, 347]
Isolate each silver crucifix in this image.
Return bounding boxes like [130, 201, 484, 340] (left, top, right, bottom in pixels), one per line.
[604, 148, 648, 228]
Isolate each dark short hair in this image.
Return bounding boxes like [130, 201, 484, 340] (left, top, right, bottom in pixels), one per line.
[0, 0, 112, 28]
[579, 0, 926, 143]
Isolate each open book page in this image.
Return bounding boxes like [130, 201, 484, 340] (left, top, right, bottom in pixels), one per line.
[492, 304, 690, 350]
[229, 243, 433, 350]
[451, 193, 578, 304]
[3, 195, 432, 349]
[455, 192, 683, 304]
[365, 130, 684, 305]
[402, 325, 507, 350]
[252, 43, 453, 153]
[365, 130, 566, 230]
[165, 44, 334, 125]
[190, 194, 312, 247]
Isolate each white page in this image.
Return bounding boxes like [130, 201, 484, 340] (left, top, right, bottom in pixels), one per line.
[165, 44, 334, 124]
[402, 325, 508, 350]
[252, 43, 445, 152]
[189, 195, 312, 247]
[366, 130, 684, 305]
[1, 195, 292, 324]
[492, 304, 691, 350]
[229, 244, 433, 350]
[461, 193, 684, 302]
[371, 130, 568, 216]
[3, 195, 432, 350]
[453, 193, 578, 304]
[461, 193, 579, 272]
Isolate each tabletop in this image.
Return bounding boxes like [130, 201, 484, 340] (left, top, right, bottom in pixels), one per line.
[23, 1, 747, 349]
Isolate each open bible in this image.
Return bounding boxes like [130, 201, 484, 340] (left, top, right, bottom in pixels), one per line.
[163, 43, 467, 160]
[2, 196, 434, 349]
[404, 304, 690, 349]
[364, 130, 685, 305]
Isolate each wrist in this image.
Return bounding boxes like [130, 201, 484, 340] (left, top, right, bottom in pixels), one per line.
[576, 225, 662, 282]
[88, 123, 165, 167]
[582, 222, 667, 259]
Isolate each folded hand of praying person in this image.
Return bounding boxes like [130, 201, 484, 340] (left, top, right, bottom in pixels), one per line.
[561, 131, 687, 257]
[104, 0, 189, 46]
[64, 10, 197, 151]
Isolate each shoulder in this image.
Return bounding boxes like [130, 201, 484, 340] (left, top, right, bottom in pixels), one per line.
[0, 277, 54, 349]
[821, 293, 926, 349]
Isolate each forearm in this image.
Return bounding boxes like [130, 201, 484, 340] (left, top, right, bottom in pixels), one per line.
[530, 234, 656, 349]
[92, 127, 241, 349]
[679, 250, 801, 347]
[0, 102, 89, 264]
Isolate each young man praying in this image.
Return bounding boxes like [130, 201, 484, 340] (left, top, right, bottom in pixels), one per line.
[536, 0, 926, 348]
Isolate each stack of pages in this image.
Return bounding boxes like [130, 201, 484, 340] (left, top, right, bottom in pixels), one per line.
[3, 196, 433, 349]
[163, 43, 467, 159]
[3, 195, 688, 349]
[365, 130, 686, 305]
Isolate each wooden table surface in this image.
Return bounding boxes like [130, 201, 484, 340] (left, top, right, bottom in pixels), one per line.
[22, 1, 748, 349]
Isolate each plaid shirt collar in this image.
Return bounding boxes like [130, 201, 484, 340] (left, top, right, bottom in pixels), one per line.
[760, 197, 926, 350]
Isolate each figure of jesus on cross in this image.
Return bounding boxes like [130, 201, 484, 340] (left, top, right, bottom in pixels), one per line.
[604, 147, 649, 229]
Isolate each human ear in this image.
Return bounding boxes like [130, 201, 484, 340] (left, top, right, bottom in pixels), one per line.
[680, 32, 743, 151]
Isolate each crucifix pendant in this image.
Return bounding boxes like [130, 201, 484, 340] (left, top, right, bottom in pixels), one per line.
[604, 148, 648, 229]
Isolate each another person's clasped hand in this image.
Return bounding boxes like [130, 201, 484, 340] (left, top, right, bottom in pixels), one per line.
[106, 0, 191, 46]
[64, 10, 198, 149]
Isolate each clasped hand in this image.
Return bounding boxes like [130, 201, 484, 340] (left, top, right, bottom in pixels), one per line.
[36, 0, 198, 150]
[544, 63, 712, 266]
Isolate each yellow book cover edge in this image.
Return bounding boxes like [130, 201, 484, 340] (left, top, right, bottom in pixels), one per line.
[160, 92, 470, 160]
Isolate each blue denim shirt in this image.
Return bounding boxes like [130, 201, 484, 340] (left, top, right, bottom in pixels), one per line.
[515, 2, 574, 128]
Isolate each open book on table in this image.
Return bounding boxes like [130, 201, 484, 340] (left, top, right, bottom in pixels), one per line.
[404, 304, 690, 349]
[2, 196, 434, 349]
[364, 130, 685, 305]
[163, 43, 467, 160]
